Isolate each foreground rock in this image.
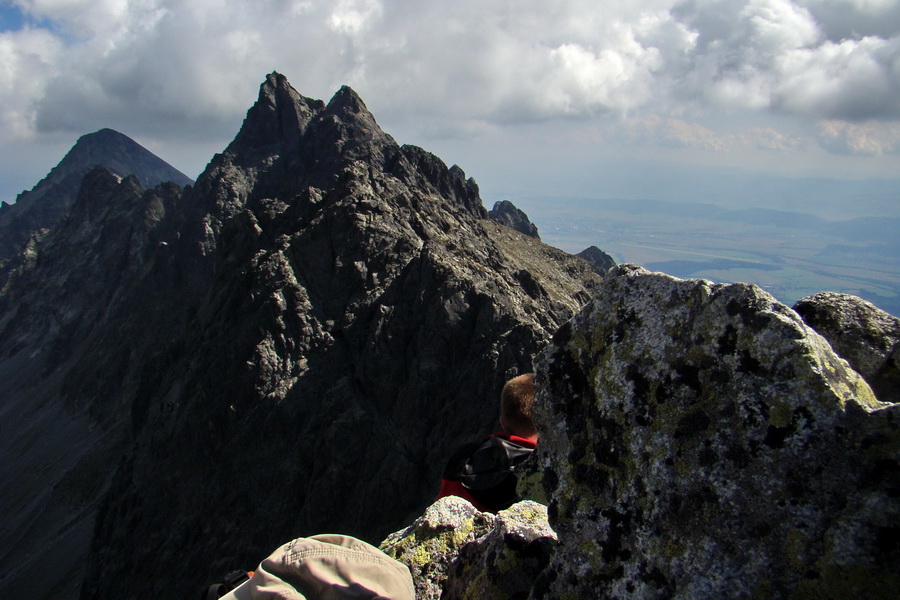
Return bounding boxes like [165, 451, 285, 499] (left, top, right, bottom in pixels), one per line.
[381, 496, 556, 600]
[532, 265, 897, 598]
[794, 292, 899, 403]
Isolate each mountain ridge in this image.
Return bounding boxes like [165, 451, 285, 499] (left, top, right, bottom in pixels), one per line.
[0, 74, 600, 600]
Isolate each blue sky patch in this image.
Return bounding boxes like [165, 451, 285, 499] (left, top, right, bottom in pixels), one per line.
[0, 3, 25, 32]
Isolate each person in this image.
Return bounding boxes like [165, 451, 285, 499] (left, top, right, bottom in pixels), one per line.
[437, 373, 538, 513]
[209, 534, 415, 600]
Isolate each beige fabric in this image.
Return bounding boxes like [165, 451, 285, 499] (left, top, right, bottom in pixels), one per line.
[220, 534, 414, 600]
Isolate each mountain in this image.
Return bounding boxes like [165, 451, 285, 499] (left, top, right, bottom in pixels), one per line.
[576, 245, 616, 274]
[0, 73, 600, 600]
[0, 128, 193, 281]
[489, 200, 540, 239]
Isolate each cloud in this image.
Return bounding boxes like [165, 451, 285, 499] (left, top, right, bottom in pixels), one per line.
[614, 114, 806, 152]
[799, 0, 900, 41]
[3, 0, 899, 135]
[0, 0, 899, 194]
[0, 25, 62, 139]
[328, 0, 382, 34]
[773, 36, 900, 120]
[818, 118, 900, 154]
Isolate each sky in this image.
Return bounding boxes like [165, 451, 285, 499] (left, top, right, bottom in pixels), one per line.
[1, 0, 899, 218]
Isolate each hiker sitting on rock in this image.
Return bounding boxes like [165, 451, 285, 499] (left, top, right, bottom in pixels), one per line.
[437, 373, 538, 513]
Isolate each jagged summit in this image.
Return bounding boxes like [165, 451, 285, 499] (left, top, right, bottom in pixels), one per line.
[222, 72, 390, 166]
[199, 74, 482, 225]
[224, 72, 324, 161]
[489, 200, 540, 240]
[327, 84, 370, 113]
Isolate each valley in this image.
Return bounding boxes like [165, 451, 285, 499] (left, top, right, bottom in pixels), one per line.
[512, 196, 900, 316]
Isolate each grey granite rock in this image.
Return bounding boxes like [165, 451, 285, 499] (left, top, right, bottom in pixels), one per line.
[531, 264, 897, 599]
[441, 501, 557, 600]
[794, 291, 899, 403]
[380, 496, 495, 600]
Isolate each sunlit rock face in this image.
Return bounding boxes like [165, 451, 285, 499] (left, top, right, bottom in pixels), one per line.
[532, 265, 898, 599]
[794, 291, 900, 403]
[380, 496, 556, 600]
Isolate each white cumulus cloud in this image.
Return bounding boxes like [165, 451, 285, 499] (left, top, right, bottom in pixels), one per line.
[0, 0, 898, 197]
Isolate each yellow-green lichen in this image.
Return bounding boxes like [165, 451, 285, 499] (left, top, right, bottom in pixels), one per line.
[494, 547, 519, 574]
[768, 398, 793, 428]
[407, 543, 433, 567]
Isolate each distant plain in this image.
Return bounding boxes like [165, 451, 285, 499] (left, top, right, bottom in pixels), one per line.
[515, 197, 900, 317]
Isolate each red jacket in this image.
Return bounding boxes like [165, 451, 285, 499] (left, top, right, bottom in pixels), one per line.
[437, 433, 537, 513]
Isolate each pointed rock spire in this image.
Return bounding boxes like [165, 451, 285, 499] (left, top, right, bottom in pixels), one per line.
[225, 72, 325, 163]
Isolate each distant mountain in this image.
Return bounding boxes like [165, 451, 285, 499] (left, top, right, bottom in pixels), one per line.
[576, 245, 616, 274]
[0, 73, 599, 600]
[489, 200, 540, 239]
[0, 128, 192, 278]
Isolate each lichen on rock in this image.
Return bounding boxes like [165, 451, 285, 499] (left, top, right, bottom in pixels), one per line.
[380, 496, 495, 599]
[794, 291, 900, 403]
[531, 264, 899, 599]
[380, 497, 557, 600]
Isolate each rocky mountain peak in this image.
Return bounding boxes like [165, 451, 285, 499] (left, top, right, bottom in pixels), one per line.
[43, 128, 192, 192]
[196, 76, 484, 239]
[327, 84, 369, 114]
[225, 72, 324, 162]
[0, 128, 192, 283]
[488, 200, 540, 239]
[576, 245, 616, 274]
[0, 73, 602, 600]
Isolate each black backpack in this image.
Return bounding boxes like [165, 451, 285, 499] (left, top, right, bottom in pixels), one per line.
[443, 436, 535, 512]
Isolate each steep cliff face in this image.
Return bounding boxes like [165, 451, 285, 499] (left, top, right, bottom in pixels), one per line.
[0, 166, 189, 600]
[0, 73, 598, 600]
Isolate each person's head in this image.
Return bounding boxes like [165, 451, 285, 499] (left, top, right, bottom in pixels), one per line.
[499, 373, 537, 441]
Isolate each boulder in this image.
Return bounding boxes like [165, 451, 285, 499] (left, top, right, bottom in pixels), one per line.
[380, 497, 556, 600]
[794, 292, 899, 403]
[531, 264, 898, 598]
